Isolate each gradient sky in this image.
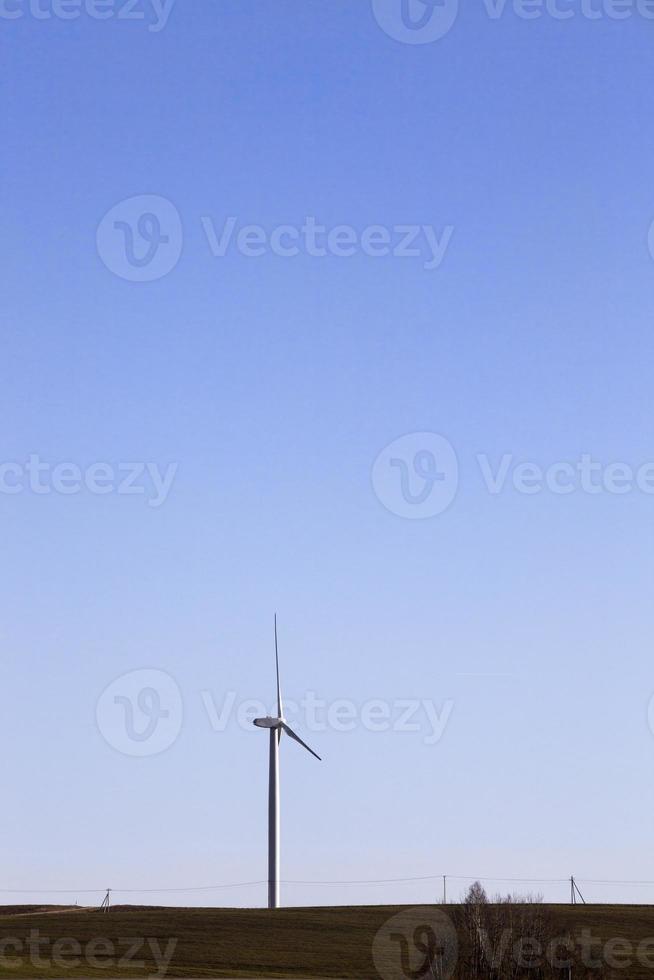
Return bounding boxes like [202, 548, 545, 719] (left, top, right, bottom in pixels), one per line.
[2, 0, 654, 909]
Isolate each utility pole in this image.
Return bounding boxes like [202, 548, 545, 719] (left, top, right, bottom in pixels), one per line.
[570, 877, 586, 906]
[442, 875, 447, 904]
[100, 889, 111, 912]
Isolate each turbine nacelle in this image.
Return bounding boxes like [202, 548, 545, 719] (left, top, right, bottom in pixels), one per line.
[253, 716, 283, 729]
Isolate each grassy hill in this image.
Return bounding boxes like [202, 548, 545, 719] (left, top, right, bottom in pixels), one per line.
[1, 903, 654, 978]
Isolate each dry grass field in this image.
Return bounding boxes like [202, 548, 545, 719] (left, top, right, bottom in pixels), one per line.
[1, 903, 654, 978]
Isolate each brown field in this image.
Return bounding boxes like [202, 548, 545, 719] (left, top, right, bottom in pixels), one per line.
[1, 903, 654, 978]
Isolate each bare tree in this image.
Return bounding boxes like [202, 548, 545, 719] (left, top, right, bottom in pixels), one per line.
[455, 895, 608, 979]
[464, 881, 489, 906]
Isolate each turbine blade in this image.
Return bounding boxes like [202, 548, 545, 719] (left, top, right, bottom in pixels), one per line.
[281, 722, 321, 761]
[274, 613, 283, 718]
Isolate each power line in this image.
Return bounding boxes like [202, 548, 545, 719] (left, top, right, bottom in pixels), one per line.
[0, 876, 566, 894]
[1, 873, 653, 894]
[280, 875, 570, 886]
[0, 882, 267, 895]
[579, 879, 654, 887]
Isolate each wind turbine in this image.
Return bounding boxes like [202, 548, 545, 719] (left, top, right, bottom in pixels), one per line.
[253, 615, 321, 910]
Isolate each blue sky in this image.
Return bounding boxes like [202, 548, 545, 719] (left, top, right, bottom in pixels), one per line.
[2, 0, 654, 908]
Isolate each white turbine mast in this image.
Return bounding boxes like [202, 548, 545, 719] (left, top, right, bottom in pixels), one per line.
[253, 614, 321, 909]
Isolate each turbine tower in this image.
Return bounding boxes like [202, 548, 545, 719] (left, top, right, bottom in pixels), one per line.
[253, 615, 321, 909]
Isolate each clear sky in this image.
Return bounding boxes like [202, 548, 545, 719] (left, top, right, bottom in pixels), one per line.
[2, 0, 654, 909]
